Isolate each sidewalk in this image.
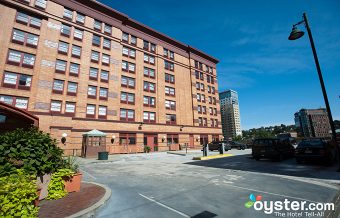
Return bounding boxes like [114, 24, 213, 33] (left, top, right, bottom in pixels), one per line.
[38, 182, 110, 218]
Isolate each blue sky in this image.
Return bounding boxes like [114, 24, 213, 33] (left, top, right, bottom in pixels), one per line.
[99, 0, 340, 130]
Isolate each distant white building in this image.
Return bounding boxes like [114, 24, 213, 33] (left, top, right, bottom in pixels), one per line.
[219, 90, 242, 140]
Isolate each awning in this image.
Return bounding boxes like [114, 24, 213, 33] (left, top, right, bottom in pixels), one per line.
[82, 129, 107, 137]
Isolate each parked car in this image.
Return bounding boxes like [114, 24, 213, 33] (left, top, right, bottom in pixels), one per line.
[295, 138, 336, 166]
[229, 141, 246, 150]
[206, 141, 231, 151]
[252, 138, 295, 161]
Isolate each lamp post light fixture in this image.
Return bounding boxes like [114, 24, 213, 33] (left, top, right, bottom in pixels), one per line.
[61, 133, 67, 145]
[111, 135, 116, 144]
[196, 136, 200, 142]
[162, 136, 166, 143]
[180, 125, 184, 131]
[289, 12, 339, 171]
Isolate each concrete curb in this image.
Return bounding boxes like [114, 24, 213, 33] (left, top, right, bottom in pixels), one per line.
[67, 182, 111, 218]
[167, 152, 187, 156]
[193, 154, 234, 160]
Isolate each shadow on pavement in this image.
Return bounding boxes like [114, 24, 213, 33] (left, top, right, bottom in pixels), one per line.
[185, 153, 340, 181]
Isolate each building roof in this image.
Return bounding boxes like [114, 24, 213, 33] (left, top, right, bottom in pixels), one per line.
[51, 0, 219, 64]
[83, 129, 107, 136]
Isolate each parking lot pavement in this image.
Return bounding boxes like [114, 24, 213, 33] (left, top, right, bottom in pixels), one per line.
[79, 150, 340, 218]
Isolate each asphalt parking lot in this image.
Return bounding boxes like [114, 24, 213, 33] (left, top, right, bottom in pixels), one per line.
[79, 150, 340, 218]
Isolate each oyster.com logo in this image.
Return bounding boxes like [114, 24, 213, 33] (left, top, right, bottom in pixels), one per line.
[245, 193, 262, 208]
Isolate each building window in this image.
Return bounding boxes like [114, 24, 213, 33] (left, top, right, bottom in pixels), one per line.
[165, 86, 175, 96]
[98, 106, 107, 119]
[165, 100, 176, 110]
[144, 53, 155, 65]
[198, 117, 203, 126]
[61, 24, 71, 37]
[76, 13, 85, 24]
[65, 102, 76, 114]
[200, 83, 205, 91]
[35, 0, 47, 9]
[121, 76, 135, 89]
[119, 133, 136, 145]
[210, 119, 215, 127]
[143, 96, 155, 107]
[143, 81, 155, 93]
[0, 95, 29, 110]
[12, 29, 39, 47]
[71, 45, 81, 58]
[67, 82, 77, 96]
[209, 107, 213, 115]
[2, 72, 32, 90]
[7, 50, 35, 68]
[86, 104, 96, 117]
[63, 8, 73, 20]
[89, 67, 98, 80]
[195, 71, 199, 79]
[164, 60, 174, 71]
[163, 48, 174, 60]
[143, 111, 156, 123]
[167, 134, 178, 145]
[92, 34, 101, 46]
[197, 93, 201, 101]
[143, 67, 155, 78]
[213, 97, 216, 105]
[196, 82, 200, 90]
[214, 108, 217, 116]
[55, 59, 67, 73]
[201, 94, 205, 103]
[104, 24, 112, 35]
[52, 79, 64, 94]
[208, 96, 212, 104]
[120, 109, 135, 121]
[74, 28, 83, 41]
[212, 87, 216, 94]
[94, 20, 102, 31]
[202, 106, 206, 114]
[166, 114, 176, 125]
[100, 70, 109, 82]
[87, 86, 97, 98]
[103, 38, 111, 50]
[91, 51, 100, 63]
[16, 12, 42, 29]
[69, 63, 79, 76]
[130, 35, 137, 45]
[215, 119, 218, 127]
[99, 87, 108, 100]
[143, 40, 149, 50]
[102, 54, 110, 65]
[121, 92, 135, 104]
[58, 41, 69, 54]
[50, 100, 62, 112]
[122, 32, 129, 42]
[207, 85, 211, 93]
[121, 61, 135, 73]
[198, 105, 202, 113]
[165, 73, 175, 84]
[122, 47, 136, 59]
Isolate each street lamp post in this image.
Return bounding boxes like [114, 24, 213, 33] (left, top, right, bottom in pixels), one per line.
[288, 12, 339, 171]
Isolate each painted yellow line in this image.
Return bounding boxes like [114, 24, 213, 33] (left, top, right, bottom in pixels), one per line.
[192, 153, 234, 160]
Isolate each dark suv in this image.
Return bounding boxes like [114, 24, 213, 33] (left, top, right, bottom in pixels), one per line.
[207, 141, 231, 151]
[252, 138, 295, 161]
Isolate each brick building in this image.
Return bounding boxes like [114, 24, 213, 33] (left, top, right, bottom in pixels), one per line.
[294, 108, 331, 138]
[0, 0, 222, 156]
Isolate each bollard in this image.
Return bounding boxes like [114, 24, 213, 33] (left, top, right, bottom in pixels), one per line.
[219, 143, 225, 154]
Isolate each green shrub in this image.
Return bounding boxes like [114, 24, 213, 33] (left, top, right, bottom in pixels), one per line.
[144, 145, 151, 153]
[47, 168, 74, 200]
[0, 169, 39, 217]
[0, 127, 64, 177]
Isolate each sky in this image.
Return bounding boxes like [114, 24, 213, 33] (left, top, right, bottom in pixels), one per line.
[98, 0, 340, 130]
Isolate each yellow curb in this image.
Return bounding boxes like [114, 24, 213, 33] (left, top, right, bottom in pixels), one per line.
[192, 153, 234, 160]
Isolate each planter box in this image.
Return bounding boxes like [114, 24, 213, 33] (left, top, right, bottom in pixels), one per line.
[63, 173, 82, 193]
